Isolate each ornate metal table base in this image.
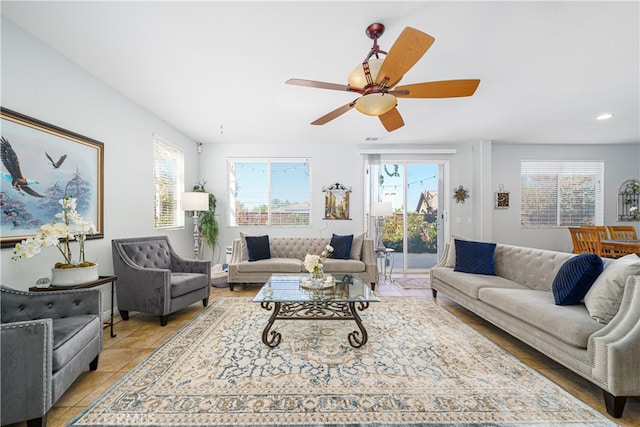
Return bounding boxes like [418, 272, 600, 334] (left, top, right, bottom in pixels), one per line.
[260, 301, 371, 348]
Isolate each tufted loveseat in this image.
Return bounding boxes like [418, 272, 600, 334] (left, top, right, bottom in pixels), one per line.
[1, 285, 103, 427]
[431, 239, 640, 418]
[112, 236, 211, 326]
[228, 235, 376, 290]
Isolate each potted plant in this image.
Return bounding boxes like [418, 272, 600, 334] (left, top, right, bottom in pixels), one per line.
[12, 196, 98, 285]
[192, 182, 219, 259]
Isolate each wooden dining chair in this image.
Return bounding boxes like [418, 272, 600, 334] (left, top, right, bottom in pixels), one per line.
[568, 227, 603, 257]
[581, 225, 609, 240]
[607, 225, 637, 240]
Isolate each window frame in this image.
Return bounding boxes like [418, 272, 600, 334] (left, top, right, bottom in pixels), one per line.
[520, 160, 604, 228]
[227, 158, 312, 227]
[152, 134, 185, 229]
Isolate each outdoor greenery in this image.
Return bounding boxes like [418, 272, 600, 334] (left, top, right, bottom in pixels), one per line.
[382, 212, 438, 253]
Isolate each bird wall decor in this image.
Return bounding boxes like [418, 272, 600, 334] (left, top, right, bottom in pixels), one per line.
[0, 136, 44, 198]
[46, 151, 67, 168]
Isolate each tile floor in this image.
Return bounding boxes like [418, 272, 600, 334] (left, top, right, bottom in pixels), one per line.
[13, 274, 639, 427]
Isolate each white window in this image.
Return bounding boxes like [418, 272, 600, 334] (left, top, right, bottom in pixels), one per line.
[153, 134, 184, 229]
[228, 158, 311, 226]
[520, 160, 604, 228]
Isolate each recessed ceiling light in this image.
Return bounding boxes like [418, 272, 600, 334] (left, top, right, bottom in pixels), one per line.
[596, 113, 614, 120]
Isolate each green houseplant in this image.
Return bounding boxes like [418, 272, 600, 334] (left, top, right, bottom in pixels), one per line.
[192, 182, 219, 259]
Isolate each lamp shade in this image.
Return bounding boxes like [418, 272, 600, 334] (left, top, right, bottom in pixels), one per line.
[181, 192, 209, 212]
[354, 93, 397, 116]
[347, 57, 384, 89]
[371, 201, 393, 217]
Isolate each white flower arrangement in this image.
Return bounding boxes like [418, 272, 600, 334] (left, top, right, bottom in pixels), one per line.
[303, 245, 334, 274]
[12, 196, 97, 268]
[631, 206, 639, 219]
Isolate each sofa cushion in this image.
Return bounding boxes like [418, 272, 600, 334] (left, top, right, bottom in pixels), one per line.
[245, 235, 271, 261]
[323, 259, 365, 273]
[431, 268, 527, 299]
[584, 253, 640, 324]
[237, 258, 302, 273]
[330, 234, 353, 259]
[478, 288, 604, 348]
[551, 254, 603, 305]
[170, 272, 210, 297]
[454, 239, 496, 275]
[52, 315, 101, 372]
[349, 234, 364, 260]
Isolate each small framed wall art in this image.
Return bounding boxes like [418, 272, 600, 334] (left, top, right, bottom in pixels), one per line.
[323, 182, 351, 220]
[495, 185, 510, 209]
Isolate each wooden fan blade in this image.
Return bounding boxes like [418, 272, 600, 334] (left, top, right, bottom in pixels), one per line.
[376, 27, 435, 87]
[286, 78, 361, 93]
[310, 101, 357, 125]
[379, 107, 404, 132]
[394, 79, 480, 98]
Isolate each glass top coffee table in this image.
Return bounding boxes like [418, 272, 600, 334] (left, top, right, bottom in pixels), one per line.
[252, 273, 379, 348]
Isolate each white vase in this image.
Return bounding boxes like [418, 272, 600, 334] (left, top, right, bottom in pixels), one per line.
[51, 264, 99, 286]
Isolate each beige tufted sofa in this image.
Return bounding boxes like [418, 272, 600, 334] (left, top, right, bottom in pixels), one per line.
[228, 235, 376, 290]
[430, 240, 640, 418]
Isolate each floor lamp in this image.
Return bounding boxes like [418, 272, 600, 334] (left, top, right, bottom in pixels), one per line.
[181, 192, 209, 259]
[371, 201, 393, 251]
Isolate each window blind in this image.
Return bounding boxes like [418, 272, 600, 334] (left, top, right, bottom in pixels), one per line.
[228, 158, 311, 226]
[153, 135, 184, 229]
[520, 160, 604, 228]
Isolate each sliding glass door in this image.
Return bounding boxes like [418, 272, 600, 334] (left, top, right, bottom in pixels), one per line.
[369, 160, 446, 272]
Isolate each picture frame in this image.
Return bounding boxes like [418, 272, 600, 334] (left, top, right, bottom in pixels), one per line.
[495, 192, 510, 208]
[494, 184, 509, 209]
[323, 182, 351, 220]
[1, 108, 104, 248]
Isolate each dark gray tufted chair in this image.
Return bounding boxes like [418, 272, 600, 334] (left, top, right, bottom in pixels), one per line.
[0, 285, 102, 427]
[111, 236, 211, 326]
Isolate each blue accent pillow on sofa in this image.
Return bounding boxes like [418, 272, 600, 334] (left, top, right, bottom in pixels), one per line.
[552, 254, 603, 305]
[245, 235, 271, 261]
[330, 234, 353, 260]
[454, 239, 497, 275]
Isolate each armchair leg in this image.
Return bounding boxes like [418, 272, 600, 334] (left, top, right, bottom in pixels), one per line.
[202, 298, 208, 307]
[27, 414, 47, 427]
[230, 284, 234, 291]
[160, 315, 169, 327]
[432, 289, 438, 298]
[120, 310, 129, 320]
[89, 354, 99, 371]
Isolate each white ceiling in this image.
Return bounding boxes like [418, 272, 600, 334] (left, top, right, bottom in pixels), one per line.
[2, 1, 639, 146]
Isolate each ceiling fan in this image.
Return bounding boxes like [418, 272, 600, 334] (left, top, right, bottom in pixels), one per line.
[286, 23, 480, 132]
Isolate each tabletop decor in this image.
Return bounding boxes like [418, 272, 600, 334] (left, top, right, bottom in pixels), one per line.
[303, 244, 333, 282]
[12, 196, 98, 285]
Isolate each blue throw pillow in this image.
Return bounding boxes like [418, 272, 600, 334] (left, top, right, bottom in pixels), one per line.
[330, 234, 353, 260]
[454, 239, 497, 275]
[245, 235, 271, 261]
[552, 254, 603, 305]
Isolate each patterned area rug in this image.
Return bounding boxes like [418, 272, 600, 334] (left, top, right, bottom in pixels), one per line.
[70, 297, 614, 426]
[391, 276, 431, 289]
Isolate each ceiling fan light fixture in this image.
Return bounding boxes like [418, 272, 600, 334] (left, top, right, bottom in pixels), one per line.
[355, 93, 397, 116]
[347, 57, 384, 89]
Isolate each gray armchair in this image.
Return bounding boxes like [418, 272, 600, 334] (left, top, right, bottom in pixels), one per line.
[111, 236, 211, 326]
[0, 285, 103, 427]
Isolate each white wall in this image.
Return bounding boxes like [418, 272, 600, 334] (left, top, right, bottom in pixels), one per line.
[0, 19, 199, 291]
[492, 143, 640, 252]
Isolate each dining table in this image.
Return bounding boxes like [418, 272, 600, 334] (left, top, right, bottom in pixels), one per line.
[601, 239, 640, 256]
